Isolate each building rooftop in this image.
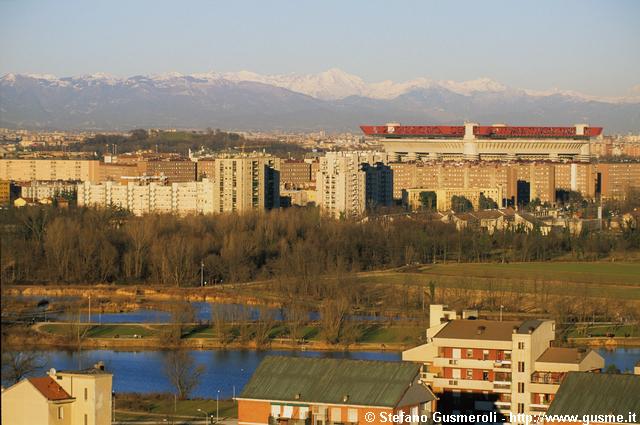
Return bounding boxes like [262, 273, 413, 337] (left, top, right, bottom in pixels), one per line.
[546, 372, 640, 416]
[536, 347, 590, 364]
[434, 319, 525, 341]
[239, 356, 434, 408]
[28, 377, 74, 401]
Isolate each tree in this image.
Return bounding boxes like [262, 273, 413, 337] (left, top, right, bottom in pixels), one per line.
[451, 195, 473, 213]
[164, 300, 195, 345]
[479, 193, 498, 210]
[163, 350, 205, 399]
[1, 352, 44, 384]
[419, 191, 437, 211]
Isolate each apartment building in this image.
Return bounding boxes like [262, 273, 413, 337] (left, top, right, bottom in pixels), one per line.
[512, 163, 556, 204]
[402, 305, 604, 421]
[137, 158, 196, 183]
[20, 181, 77, 202]
[1, 362, 112, 425]
[316, 151, 391, 218]
[403, 187, 503, 212]
[596, 163, 640, 200]
[237, 356, 436, 425]
[77, 180, 215, 216]
[211, 156, 280, 213]
[0, 159, 100, 182]
[0, 179, 11, 205]
[553, 163, 596, 198]
[98, 162, 140, 182]
[279, 160, 315, 189]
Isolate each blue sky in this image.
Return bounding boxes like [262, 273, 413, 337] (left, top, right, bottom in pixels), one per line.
[1, 0, 638, 97]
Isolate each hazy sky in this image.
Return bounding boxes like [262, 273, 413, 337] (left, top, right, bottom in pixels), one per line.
[1, 0, 639, 97]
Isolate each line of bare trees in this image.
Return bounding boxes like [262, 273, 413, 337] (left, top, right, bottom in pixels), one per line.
[1, 206, 638, 286]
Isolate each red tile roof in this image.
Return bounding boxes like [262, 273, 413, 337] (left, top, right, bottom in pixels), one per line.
[28, 377, 74, 401]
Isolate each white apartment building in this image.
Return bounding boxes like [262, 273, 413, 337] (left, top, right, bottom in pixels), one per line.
[316, 151, 390, 218]
[402, 305, 604, 422]
[20, 181, 77, 201]
[77, 180, 216, 216]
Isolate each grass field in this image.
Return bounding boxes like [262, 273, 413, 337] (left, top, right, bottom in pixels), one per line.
[354, 262, 640, 300]
[115, 397, 237, 422]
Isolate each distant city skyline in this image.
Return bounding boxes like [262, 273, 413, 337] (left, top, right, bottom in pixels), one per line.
[1, 0, 639, 99]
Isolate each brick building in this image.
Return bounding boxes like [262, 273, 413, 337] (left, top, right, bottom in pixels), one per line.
[237, 356, 436, 425]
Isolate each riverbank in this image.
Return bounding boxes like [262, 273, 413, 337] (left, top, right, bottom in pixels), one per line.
[3, 322, 418, 352]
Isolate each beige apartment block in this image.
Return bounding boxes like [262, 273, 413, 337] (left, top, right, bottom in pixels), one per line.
[137, 158, 197, 183]
[554, 163, 596, 198]
[402, 305, 604, 421]
[403, 187, 503, 212]
[597, 162, 640, 200]
[0, 159, 100, 182]
[1, 363, 112, 425]
[211, 156, 280, 213]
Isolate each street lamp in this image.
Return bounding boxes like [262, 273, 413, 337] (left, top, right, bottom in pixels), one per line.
[197, 408, 208, 425]
[216, 389, 221, 424]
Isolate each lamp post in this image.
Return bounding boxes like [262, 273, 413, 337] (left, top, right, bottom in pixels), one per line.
[216, 390, 220, 424]
[197, 408, 208, 425]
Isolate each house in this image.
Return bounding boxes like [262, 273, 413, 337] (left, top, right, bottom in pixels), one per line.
[402, 305, 604, 418]
[1, 376, 75, 425]
[1, 362, 112, 425]
[545, 372, 640, 424]
[236, 356, 437, 425]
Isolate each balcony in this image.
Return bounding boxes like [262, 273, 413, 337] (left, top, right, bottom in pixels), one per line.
[529, 403, 550, 412]
[493, 360, 512, 370]
[493, 381, 512, 392]
[530, 372, 564, 385]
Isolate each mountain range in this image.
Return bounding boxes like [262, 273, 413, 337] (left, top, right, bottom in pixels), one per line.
[1, 69, 638, 133]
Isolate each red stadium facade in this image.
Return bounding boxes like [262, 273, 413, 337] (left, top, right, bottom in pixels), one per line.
[360, 123, 603, 162]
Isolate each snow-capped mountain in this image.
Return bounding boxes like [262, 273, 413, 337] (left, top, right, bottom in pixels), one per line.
[1, 70, 638, 132]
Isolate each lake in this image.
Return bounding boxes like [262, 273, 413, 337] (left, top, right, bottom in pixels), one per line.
[8, 347, 638, 399]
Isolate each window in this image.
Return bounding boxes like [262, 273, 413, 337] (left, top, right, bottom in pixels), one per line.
[466, 369, 473, 379]
[518, 362, 525, 373]
[466, 349, 473, 358]
[58, 407, 64, 419]
[348, 409, 358, 423]
[299, 407, 309, 419]
[84, 414, 88, 425]
[518, 342, 525, 350]
[271, 405, 281, 418]
[331, 408, 342, 422]
[283, 406, 293, 418]
[518, 403, 525, 414]
[483, 350, 489, 360]
[452, 348, 461, 359]
[84, 388, 88, 400]
[518, 382, 525, 393]
[482, 371, 489, 381]
[452, 369, 461, 379]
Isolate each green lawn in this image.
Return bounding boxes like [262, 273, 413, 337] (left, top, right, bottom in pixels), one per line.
[359, 325, 424, 344]
[40, 323, 159, 338]
[418, 262, 640, 285]
[563, 323, 640, 338]
[355, 262, 640, 300]
[115, 398, 237, 422]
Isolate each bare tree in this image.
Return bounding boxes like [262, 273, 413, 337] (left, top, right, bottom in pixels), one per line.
[1, 352, 44, 384]
[163, 350, 205, 400]
[163, 300, 195, 345]
[253, 307, 276, 348]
